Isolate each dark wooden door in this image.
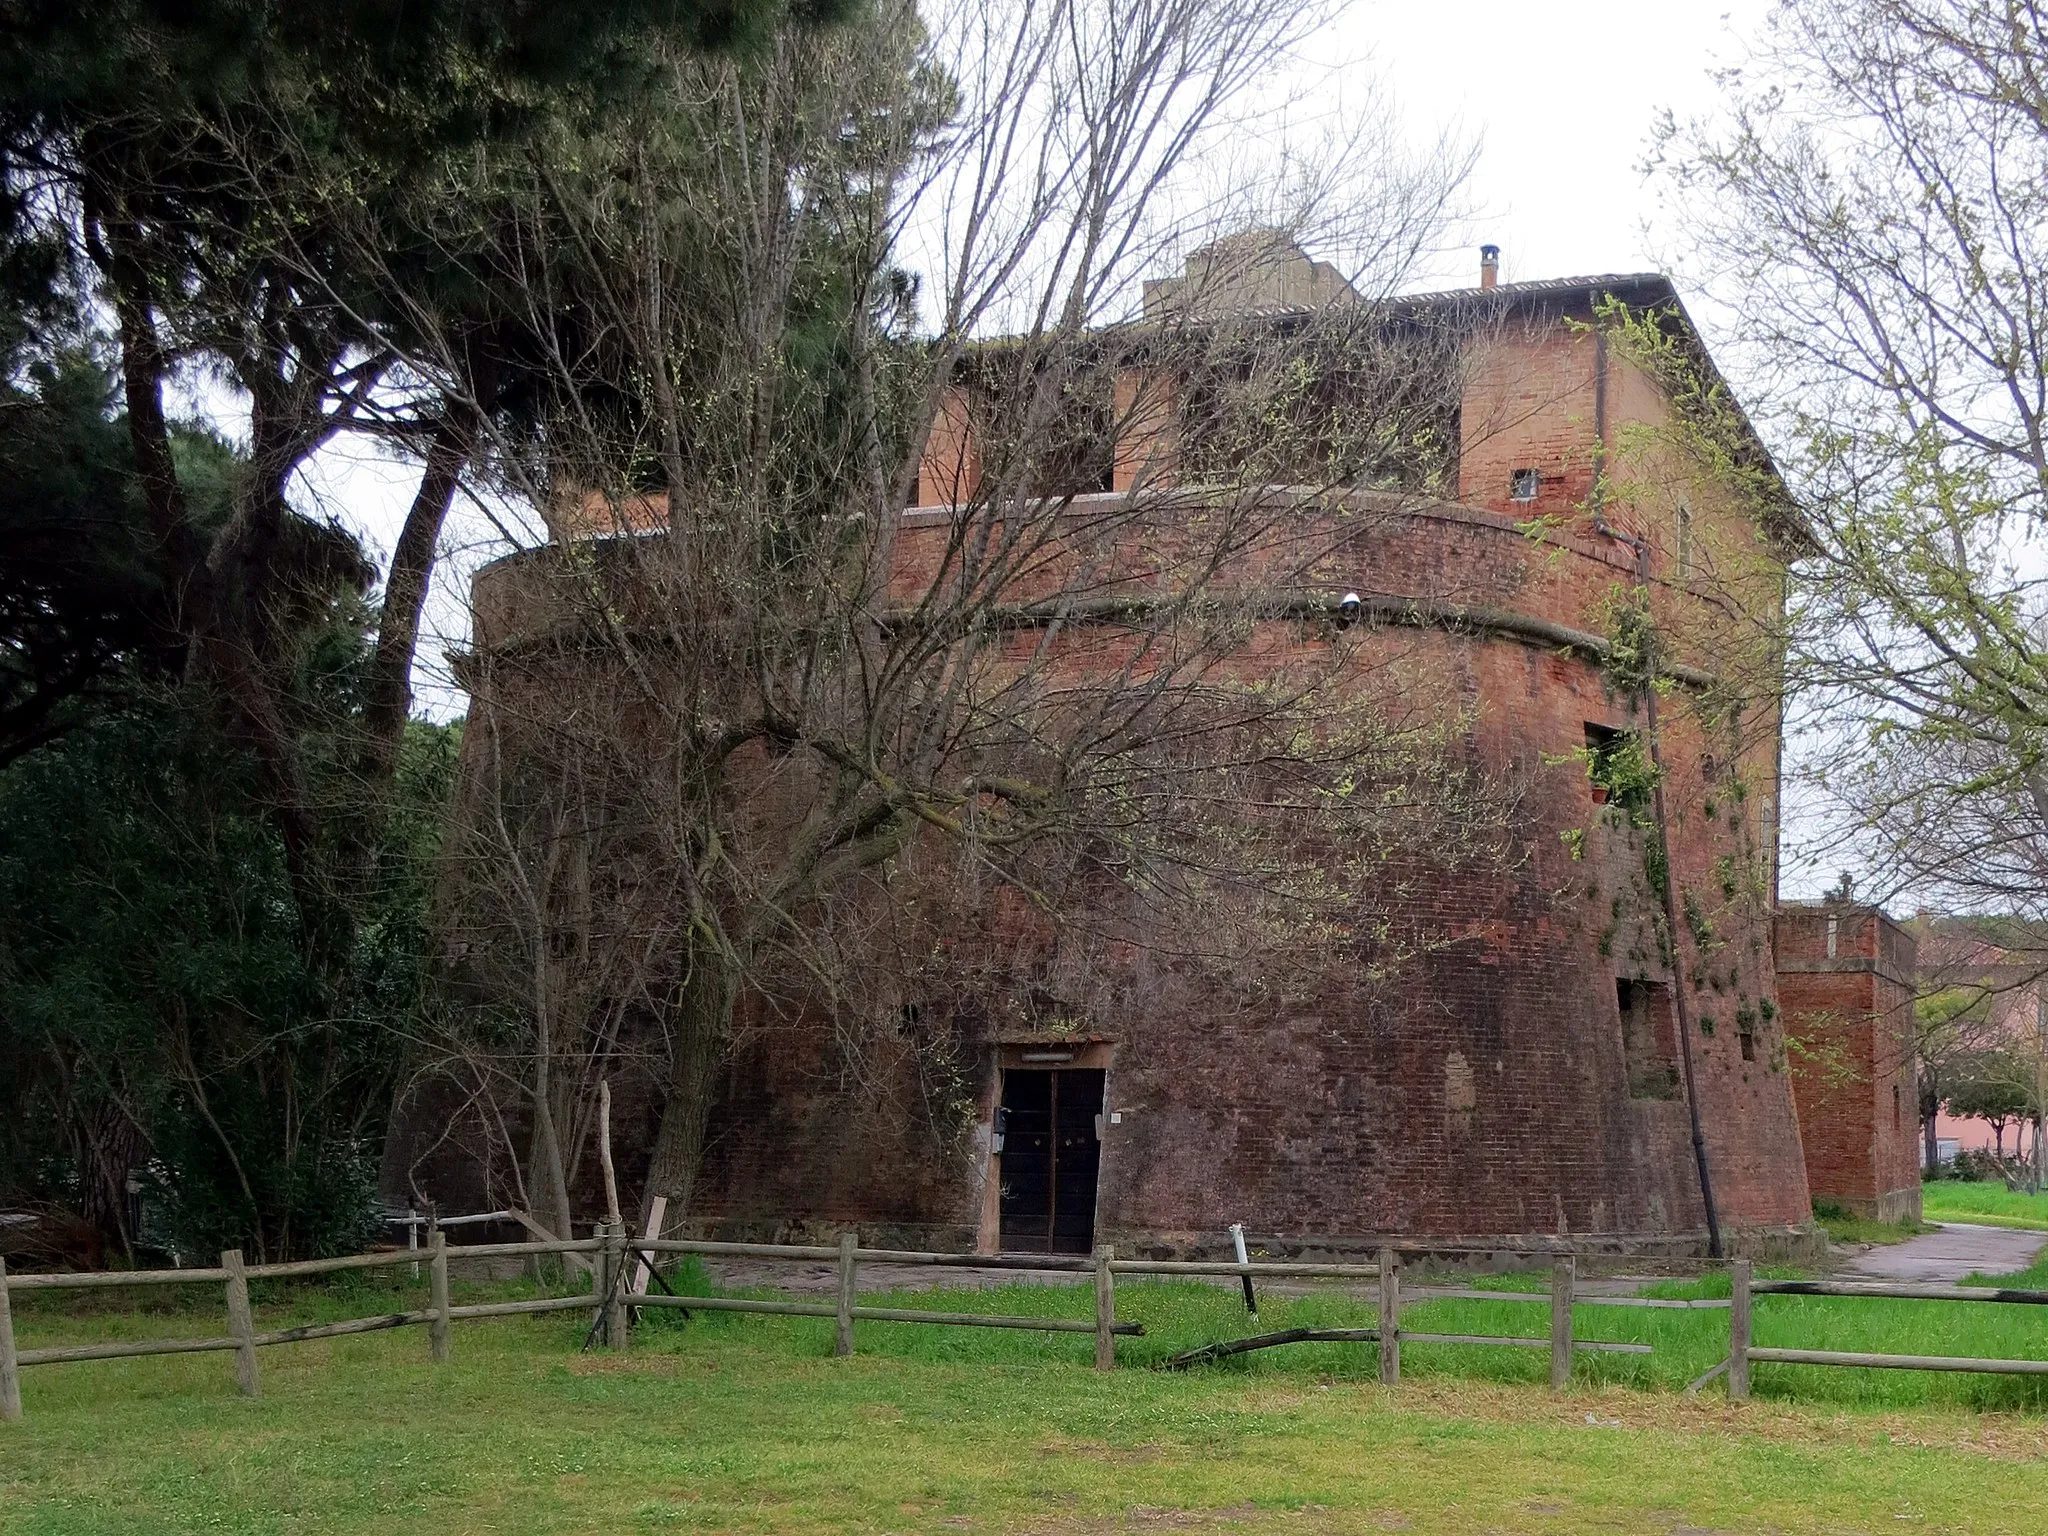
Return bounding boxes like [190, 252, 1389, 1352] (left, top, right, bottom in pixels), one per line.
[997, 1068, 1104, 1254]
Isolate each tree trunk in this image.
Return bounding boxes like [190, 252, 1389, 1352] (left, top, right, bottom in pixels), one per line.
[1925, 1103, 1939, 1176]
[532, 1091, 575, 1242]
[528, 941, 577, 1241]
[640, 957, 738, 1236]
[359, 406, 473, 791]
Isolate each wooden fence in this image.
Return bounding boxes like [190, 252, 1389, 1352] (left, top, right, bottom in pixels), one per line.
[2, 1238, 2044, 1422]
[1718, 1259, 2048, 1398]
[0, 1228, 1151, 1422]
[0, 1235, 1663, 1418]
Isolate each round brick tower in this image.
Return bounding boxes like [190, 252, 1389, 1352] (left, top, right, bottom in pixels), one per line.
[454, 260, 1817, 1259]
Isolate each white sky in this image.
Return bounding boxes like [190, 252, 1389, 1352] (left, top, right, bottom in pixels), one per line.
[1329, 0, 1770, 289]
[294, 0, 1849, 889]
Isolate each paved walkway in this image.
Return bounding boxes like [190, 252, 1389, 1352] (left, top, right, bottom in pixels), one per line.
[1839, 1222, 2045, 1284]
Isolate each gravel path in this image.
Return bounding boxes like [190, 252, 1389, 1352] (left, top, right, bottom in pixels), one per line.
[1839, 1222, 2045, 1284]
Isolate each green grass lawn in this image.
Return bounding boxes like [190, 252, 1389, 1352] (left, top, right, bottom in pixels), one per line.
[7, 1266, 2048, 1533]
[1924, 1181, 2048, 1231]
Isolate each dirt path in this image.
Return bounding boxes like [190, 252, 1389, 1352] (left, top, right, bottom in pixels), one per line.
[1839, 1222, 2045, 1284]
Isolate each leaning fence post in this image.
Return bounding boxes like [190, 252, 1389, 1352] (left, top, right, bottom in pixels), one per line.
[1549, 1254, 1575, 1391]
[1377, 1247, 1400, 1385]
[603, 1224, 629, 1351]
[428, 1228, 452, 1364]
[835, 1231, 858, 1358]
[1094, 1245, 1117, 1371]
[222, 1248, 260, 1398]
[0, 1256, 21, 1422]
[1728, 1258, 1752, 1402]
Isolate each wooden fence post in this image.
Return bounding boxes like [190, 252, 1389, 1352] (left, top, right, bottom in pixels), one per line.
[603, 1225, 629, 1350]
[1094, 1245, 1116, 1372]
[589, 1223, 611, 1344]
[1728, 1259, 1751, 1402]
[0, 1256, 20, 1422]
[1549, 1255, 1575, 1391]
[1377, 1247, 1400, 1385]
[222, 1248, 260, 1398]
[835, 1232, 857, 1358]
[428, 1229, 452, 1364]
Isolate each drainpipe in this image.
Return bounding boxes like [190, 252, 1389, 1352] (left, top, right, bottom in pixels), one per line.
[1590, 342, 1725, 1259]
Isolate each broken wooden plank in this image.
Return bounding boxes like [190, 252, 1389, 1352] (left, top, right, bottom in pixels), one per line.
[1163, 1327, 1380, 1370]
[506, 1210, 594, 1275]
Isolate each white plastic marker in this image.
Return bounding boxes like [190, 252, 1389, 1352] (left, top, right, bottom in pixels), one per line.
[1229, 1223, 1257, 1317]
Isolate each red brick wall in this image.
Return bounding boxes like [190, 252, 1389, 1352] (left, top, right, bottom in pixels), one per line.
[1775, 907, 1922, 1221]
[677, 488, 1813, 1251]
[1457, 327, 1602, 521]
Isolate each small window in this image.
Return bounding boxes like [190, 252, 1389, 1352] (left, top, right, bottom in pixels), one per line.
[1585, 723, 1653, 812]
[1676, 501, 1694, 574]
[1739, 1023, 1756, 1063]
[1893, 1083, 1901, 1129]
[1618, 978, 1680, 1100]
[1509, 468, 1540, 502]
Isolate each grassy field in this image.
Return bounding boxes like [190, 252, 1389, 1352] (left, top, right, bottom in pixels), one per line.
[1923, 1181, 2048, 1231]
[7, 1264, 2048, 1533]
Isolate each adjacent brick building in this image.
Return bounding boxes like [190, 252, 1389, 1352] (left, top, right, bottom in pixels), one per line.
[1774, 904, 1921, 1222]
[445, 239, 1823, 1258]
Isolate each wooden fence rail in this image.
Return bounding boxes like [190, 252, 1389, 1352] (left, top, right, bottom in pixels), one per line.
[1724, 1260, 2048, 1398]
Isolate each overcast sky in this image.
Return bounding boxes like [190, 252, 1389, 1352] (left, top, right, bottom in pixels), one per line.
[1351, 0, 1770, 287]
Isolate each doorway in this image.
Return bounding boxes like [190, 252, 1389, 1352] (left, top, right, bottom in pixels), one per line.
[996, 1068, 1104, 1253]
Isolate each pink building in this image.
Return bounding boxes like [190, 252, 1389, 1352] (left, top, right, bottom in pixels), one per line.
[1918, 930, 2047, 1165]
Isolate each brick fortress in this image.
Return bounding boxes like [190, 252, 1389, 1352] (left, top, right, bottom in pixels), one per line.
[446, 239, 1836, 1258]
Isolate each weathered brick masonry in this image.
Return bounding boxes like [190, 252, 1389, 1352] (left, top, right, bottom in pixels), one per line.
[687, 513, 1812, 1255]
[452, 250, 1820, 1258]
[1774, 905, 1921, 1222]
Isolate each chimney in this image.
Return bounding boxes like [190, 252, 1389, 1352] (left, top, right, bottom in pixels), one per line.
[1480, 244, 1500, 290]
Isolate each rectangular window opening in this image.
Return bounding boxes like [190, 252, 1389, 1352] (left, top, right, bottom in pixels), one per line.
[1585, 723, 1652, 812]
[1618, 977, 1681, 1100]
[1509, 467, 1540, 502]
[1739, 1025, 1756, 1063]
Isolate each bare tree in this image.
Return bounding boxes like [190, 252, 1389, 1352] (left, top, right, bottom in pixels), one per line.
[1654, 0, 2048, 913]
[398, 0, 1502, 1232]
[1649, 0, 2048, 1186]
